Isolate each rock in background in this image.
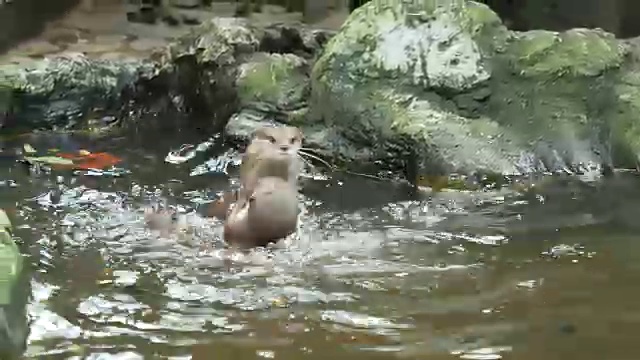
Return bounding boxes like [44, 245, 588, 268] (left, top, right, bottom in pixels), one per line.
[0, 54, 157, 132]
[4, 0, 640, 184]
[0, 18, 331, 135]
[310, 0, 639, 179]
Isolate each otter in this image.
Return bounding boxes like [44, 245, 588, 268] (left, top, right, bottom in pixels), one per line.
[205, 125, 303, 222]
[147, 125, 304, 248]
[219, 126, 303, 247]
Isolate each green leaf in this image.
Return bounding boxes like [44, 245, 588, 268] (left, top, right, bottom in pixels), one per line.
[23, 156, 74, 166]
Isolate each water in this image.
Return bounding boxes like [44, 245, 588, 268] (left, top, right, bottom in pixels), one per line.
[2, 126, 640, 360]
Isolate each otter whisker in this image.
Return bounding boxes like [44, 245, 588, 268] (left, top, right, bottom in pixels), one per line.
[342, 170, 390, 181]
[296, 153, 316, 171]
[297, 149, 335, 170]
[298, 149, 391, 182]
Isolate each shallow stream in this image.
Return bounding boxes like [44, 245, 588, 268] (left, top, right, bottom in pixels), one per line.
[1, 125, 640, 360]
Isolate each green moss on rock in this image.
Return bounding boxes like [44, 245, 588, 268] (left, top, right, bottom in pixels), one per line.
[508, 28, 627, 78]
[236, 52, 308, 111]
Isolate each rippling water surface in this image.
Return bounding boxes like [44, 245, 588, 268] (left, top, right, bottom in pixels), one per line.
[2, 128, 640, 360]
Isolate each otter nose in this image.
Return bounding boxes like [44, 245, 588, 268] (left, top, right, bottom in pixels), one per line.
[279, 145, 289, 152]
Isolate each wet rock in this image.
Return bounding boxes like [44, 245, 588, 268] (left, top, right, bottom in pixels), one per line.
[0, 17, 332, 134]
[153, 17, 335, 133]
[310, 0, 636, 178]
[236, 52, 308, 114]
[258, 22, 336, 59]
[0, 53, 156, 131]
[156, 18, 261, 126]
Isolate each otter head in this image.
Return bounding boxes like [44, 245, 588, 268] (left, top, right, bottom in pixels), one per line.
[242, 126, 304, 186]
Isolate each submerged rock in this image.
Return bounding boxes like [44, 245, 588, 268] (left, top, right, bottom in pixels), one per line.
[310, 0, 634, 179]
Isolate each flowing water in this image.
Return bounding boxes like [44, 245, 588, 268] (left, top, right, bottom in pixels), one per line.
[1, 124, 640, 360]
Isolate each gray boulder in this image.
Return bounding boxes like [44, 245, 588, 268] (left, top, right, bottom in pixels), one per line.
[309, 0, 635, 179]
[225, 51, 310, 138]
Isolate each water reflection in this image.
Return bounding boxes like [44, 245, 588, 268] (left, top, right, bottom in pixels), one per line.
[1, 131, 640, 359]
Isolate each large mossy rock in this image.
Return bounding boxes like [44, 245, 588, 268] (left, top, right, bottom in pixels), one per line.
[159, 18, 261, 126]
[310, 0, 634, 178]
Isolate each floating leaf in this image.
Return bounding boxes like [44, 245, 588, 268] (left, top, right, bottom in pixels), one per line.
[57, 152, 122, 170]
[22, 144, 36, 154]
[23, 156, 74, 166]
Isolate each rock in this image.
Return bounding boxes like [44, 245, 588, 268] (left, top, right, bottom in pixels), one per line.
[0, 17, 332, 134]
[611, 38, 640, 166]
[310, 0, 634, 179]
[0, 53, 156, 131]
[237, 53, 308, 113]
[160, 18, 329, 131]
[257, 22, 335, 59]
[157, 17, 261, 126]
[226, 52, 309, 139]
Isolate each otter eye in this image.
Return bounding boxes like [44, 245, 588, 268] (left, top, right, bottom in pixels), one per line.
[267, 136, 276, 144]
[289, 137, 296, 145]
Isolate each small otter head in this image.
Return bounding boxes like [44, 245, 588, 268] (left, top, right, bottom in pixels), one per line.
[242, 126, 304, 186]
[253, 125, 303, 158]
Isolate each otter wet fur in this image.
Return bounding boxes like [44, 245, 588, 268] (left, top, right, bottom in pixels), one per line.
[221, 126, 303, 247]
[239, 125, 303, 192]
[223, 176, 299, 248]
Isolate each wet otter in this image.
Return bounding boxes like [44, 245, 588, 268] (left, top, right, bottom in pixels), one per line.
[239, 125, 303, 190]
[206, 125, 303, 222]
[147, 125, 304, 248]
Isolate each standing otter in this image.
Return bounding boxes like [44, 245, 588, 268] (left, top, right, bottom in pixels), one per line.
[147, 125, 304, 248]
[206, 125, 303, 221]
